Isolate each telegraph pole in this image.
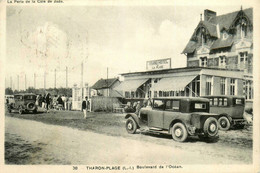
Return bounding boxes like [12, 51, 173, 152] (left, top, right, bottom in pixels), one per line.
[66, 66, 68, 88]
[34, 73, 36, 89]
[25, 74, 27, 91]
[10, 76, 12, 90]
[54, 68, 56, 88]
[17, 75, 19, 91]
[107, 67, 109, 96]
[44, 71, 46, 91]
[81, 61, 83, 99]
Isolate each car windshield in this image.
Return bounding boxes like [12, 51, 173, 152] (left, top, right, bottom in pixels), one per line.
[24, 95, 36, 100]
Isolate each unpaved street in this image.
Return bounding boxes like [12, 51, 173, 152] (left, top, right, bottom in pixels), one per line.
[5, 114, 252, 165]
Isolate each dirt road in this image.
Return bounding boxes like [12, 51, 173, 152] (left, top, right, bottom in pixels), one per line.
[5, 115, 252, 165]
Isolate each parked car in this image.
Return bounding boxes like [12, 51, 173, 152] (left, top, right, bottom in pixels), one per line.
[202, 96, 246, 130]
[125, 97, 219, 142]
[7, 93, 37, 114]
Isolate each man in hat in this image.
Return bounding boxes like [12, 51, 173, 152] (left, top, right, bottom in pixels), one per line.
[82, 96, 89, 119]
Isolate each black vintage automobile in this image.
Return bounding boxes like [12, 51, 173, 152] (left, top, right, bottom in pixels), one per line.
[7, 93, 37, 114]
[202, 96, 246, 130]
[125, 97, 220, 142]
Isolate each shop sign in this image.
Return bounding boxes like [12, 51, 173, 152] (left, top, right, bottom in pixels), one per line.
[146, 58, 171, 71]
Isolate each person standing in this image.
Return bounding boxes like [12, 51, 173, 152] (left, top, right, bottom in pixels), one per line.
[45, 93, 50, 112]
[81, 96, 89, 119]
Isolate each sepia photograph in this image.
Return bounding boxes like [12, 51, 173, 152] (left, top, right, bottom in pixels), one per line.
[1, 0, 259, 172]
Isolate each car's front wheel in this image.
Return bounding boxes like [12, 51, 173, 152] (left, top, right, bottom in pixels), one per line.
[204, 117, 218, 137]
[171, 123, 188, 142]
[126, 117, 137, 134]
[218, 116, 230, 131]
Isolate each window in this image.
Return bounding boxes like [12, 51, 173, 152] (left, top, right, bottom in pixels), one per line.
[235, 99, 243, 105]
[206, 76, 213, 95]
[244, 80, 253, 100]
[153, 100, 164, 110]
[131, 91, 135, 98]
[239, 52, 248, 70]
[213, 98, 218, 105]
[241, 18, 247, 38]
[195, 103, 206, 109]
[159, 91, 163, 97]
[200, 57, 207, 67]
[135, 91, 139, 98]
[172, 101, 180, 111]
[125, 92, 130, 98]
[154, 91, 158, 98]
[219, 56, 226, 67]
[230, 78, 236, 95]
[220, 77, 226, 95]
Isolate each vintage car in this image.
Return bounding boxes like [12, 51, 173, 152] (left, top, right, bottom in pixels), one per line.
[7, 93, 37, 114]
[125, 97, 219, 142]
[202, 96, 246, 130]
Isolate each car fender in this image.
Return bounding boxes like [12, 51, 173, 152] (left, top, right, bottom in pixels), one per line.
[125, 113, 140, 127]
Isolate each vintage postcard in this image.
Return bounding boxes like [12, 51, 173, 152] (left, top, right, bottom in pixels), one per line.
[0, 0, 259, 172]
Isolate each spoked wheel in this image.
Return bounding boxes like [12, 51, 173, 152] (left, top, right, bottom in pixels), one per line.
[218, 116, 230, 131]
[126, 117, 137, 134]
[171, 123, 188, 142]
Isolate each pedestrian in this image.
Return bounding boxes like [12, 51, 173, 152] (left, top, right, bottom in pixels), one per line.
[64, 95, 68, 110]
[61, 95, 66, 109]
[42, 94, 46, 109]
[82, 96, 89, 119]
[38, 94, 42, 107]
[57, 95, 63, 110]
[68, 96, 72, 110]
[45, 93, 51, 112]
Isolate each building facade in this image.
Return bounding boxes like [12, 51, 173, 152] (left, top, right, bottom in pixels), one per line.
[91, 78, 122, 97]
[182, 7, 253, 101]
[115, 67, 244, 101]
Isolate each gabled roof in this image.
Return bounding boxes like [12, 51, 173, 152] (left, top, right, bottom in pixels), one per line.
[211, 8, 253, 30]
[182, 8, 253, 54]
[92, 78, 119, 90]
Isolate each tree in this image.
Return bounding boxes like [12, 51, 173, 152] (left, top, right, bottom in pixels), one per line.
[5, 88, 13, 95]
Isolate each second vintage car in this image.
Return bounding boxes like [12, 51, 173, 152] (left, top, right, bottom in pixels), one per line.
[125, 97, 219, 142]
[7, 93, 38, 114]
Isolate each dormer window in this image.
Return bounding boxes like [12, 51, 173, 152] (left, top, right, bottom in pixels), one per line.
[222, 32, 228, 40]
[200, 57, 207, 67]
[241, 18, 247, 38]
[219, 56, 226, 67]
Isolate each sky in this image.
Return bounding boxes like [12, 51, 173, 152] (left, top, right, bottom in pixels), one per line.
[5, 4, 252, 90]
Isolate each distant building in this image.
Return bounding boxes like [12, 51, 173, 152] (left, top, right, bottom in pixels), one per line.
[182, 7, 253, 100]
[92, 78, 122, 97]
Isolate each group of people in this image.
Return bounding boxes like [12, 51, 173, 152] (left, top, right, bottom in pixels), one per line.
[36, 93, 73, 111]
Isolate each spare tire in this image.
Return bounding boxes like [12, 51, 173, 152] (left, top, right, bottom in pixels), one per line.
[203, 117, 218, 137]
[27, 102, 36, 111]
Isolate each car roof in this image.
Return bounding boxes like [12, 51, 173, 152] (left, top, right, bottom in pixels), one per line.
[202, 95, 245, 99]
[153, 97, 209, 102]
[14, 93, 36, 96]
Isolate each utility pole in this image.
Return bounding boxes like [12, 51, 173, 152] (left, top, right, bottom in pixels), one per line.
[44, 71, 46, 91]
[81, 61, 84, 99]
[107, 67, 109, 97]
[34, 73, 36, 89]
[17, 75, 19, 91]
[25, 74, 27, 91]
[10, 76, 12, 90]
[66, 66, 68, 88]
[54, 68, 56, 88]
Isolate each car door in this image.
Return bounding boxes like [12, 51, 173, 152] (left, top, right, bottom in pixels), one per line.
[148, 99, 165, 128]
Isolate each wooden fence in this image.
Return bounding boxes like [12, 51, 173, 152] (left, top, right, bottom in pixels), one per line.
[91, 96, 122, 112]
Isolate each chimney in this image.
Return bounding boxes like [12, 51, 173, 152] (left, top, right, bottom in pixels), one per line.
[204, 9, 216, 21]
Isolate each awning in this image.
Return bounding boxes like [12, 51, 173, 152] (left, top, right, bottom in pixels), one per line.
[152, 75, 198, 91]
[114, 79, 149, 91]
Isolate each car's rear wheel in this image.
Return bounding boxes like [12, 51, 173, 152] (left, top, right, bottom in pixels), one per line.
[218, 116, 230, 131]
[126, 117, 137, 134]
[204, 117, 218, 137]
[171, 123, 188, 142]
